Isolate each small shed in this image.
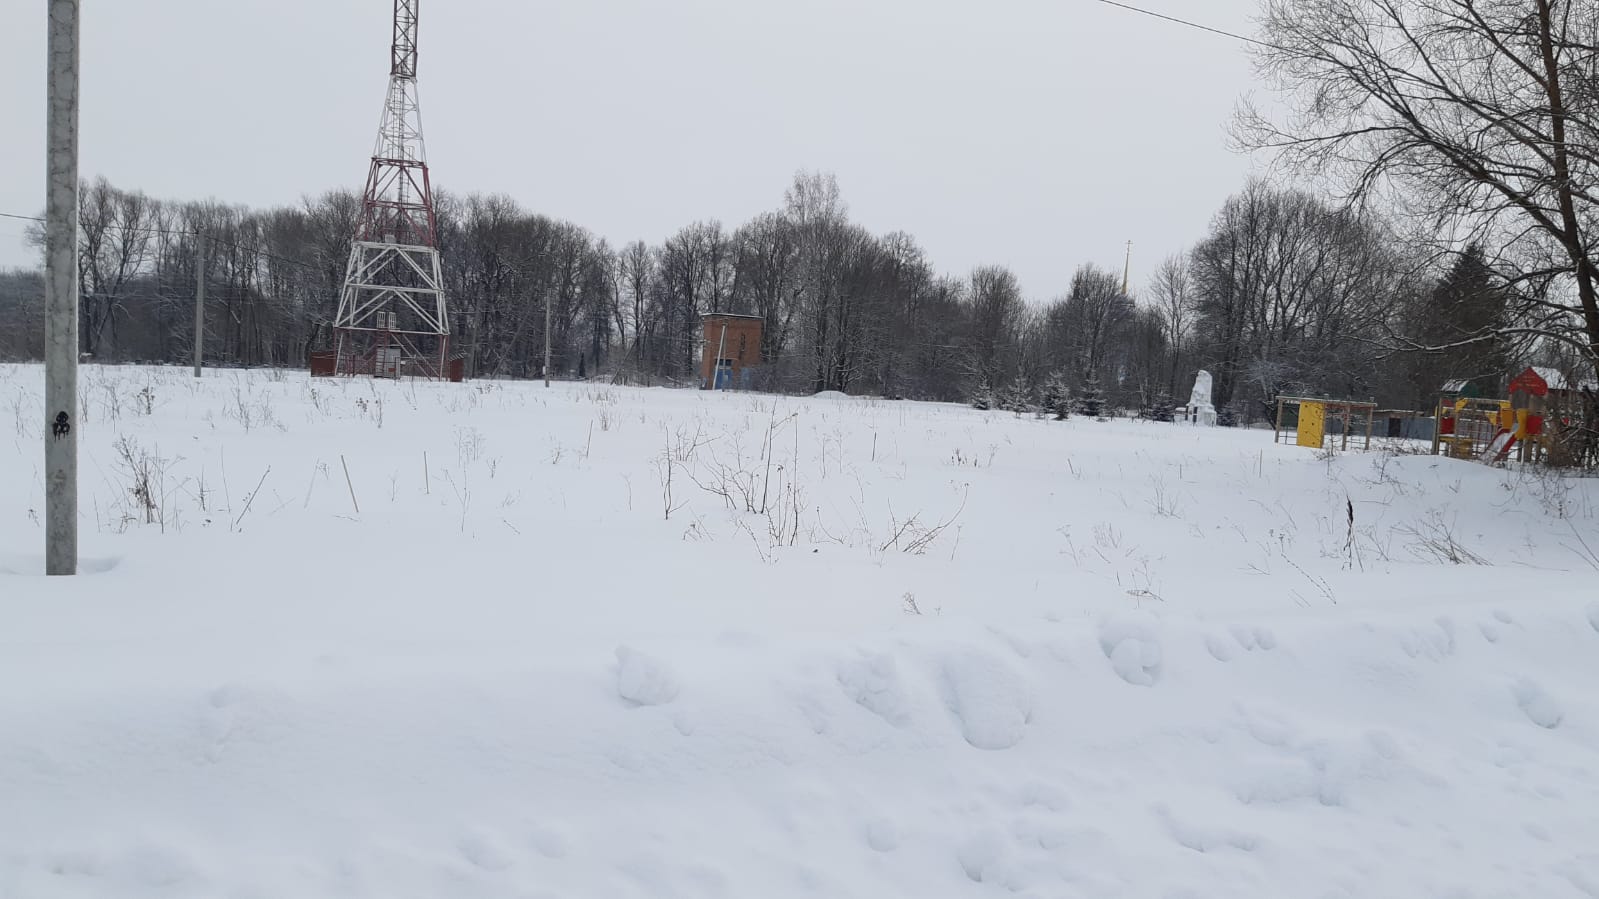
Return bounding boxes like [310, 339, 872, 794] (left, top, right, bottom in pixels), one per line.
[700, 313, 764, 390]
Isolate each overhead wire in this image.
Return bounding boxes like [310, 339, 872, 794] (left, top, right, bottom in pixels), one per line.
[1088, 0, 1275, 49]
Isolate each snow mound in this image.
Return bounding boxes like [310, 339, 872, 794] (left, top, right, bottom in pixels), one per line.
[615, 646, 680, 706]
[1099, 614, 1164, 686]
[811, 390, 850, 400]
[940, 649, 1033, 750]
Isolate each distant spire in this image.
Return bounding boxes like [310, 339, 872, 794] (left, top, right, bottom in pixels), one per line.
[1122, 240, 1133, 295]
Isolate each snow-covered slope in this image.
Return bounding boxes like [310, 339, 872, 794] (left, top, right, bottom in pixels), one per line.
[2, 365, 1597, 898]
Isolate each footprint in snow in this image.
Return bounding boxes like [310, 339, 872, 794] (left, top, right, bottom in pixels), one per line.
[457, 829, 516, 871]
[1230, 625, 1278, 652]
[940, 649, 1033, 750]
[614, 646, 679, 707]
[530, 824, 570, 859]
[1511, 678, 1563, 729]
[838, 652, 912, 727]
[1205, 634, 1236, 662]
[865, 817, 899, 852]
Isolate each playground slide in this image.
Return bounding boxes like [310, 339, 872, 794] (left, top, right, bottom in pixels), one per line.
[1480, 429, 1517, 463]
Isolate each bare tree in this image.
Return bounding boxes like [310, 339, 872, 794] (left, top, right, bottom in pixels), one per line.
[1242, 0, 1599, 382]
[1148, 254, 1193, 395]
[965, 265, 1026, 393]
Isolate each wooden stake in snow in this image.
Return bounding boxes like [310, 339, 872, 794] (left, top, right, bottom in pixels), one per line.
[341, 455, 360, 515]
[232, 467, 271, 532]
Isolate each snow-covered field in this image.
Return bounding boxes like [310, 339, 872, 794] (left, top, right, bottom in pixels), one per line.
[3, 363, 1598, 898]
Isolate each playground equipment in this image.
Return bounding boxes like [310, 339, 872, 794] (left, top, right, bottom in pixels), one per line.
[1433, 366, 1597, 465]
[1273, 396, 1377, 451]
[1431, 395, 1513, 461]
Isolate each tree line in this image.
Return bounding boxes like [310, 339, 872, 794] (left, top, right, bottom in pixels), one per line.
[0, 169, 1559, 419]
[3, 0, 1595, 427]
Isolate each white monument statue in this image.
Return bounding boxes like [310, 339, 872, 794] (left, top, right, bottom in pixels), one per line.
[1186, 370, 1217, 426]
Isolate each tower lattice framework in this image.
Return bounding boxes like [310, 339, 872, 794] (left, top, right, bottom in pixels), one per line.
[332, 0, 450, 379]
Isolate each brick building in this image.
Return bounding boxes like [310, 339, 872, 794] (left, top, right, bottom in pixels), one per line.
[700, 313, 763, 390]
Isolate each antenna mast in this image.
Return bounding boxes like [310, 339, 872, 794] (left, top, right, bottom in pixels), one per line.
[329, 0, 453, 380]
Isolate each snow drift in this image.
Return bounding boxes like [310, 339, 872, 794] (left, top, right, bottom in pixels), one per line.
[2, 365, 1597, 898]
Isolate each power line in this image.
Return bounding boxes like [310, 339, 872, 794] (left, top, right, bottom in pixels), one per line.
[1089, 0, 1274, 49]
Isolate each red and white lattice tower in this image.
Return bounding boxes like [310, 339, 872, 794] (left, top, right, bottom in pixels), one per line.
[332, 0, 450, 379]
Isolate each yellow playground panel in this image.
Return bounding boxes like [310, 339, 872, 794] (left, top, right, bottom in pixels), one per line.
[1296, 401, 1326, 447]
[1274, 396, 1377, 451]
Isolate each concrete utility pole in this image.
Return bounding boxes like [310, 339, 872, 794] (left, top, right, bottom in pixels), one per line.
[44, 0, 80, 576]
[192, 229, 205, 377]
[1122, 240, 1133, 295]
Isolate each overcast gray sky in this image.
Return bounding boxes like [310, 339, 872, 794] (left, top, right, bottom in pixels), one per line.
[0, 0, 1265, 298]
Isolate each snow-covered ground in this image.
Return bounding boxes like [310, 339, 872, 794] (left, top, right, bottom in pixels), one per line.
[3, 364, 1598, 898]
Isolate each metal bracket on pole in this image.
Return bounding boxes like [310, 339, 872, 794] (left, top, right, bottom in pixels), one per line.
[45, 0, 80, 576]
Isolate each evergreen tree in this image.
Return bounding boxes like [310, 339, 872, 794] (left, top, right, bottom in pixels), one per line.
[1149, 390, 1174, 422]
[1041, 373, 1070, 420]
[970, 381, 997, 411]
[1076, 375, 1105, 418]
[1406, 245, 1511, 404]
[999, 375, 1034, 415]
